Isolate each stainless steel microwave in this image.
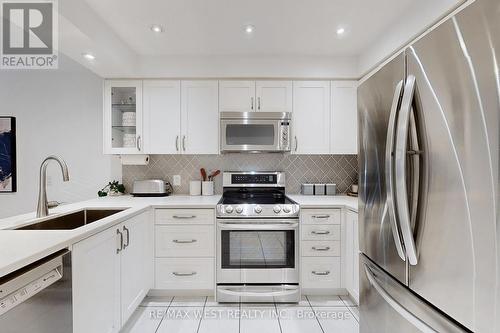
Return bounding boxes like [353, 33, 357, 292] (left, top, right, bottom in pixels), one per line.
[220, 112, 292, 153]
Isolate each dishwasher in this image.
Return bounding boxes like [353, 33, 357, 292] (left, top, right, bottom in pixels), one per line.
[0, 250, 72, 333]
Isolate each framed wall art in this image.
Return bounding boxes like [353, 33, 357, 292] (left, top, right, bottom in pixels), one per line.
[0, 117, 16, 192]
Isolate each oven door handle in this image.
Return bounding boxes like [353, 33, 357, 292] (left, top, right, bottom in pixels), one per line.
[217, 285, 299, 298]
[217, 222, 299, 230]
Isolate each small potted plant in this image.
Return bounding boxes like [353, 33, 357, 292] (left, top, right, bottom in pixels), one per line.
[98, 181, 126, 197]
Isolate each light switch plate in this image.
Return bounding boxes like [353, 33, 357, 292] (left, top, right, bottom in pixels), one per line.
[173, 175, 181, 186]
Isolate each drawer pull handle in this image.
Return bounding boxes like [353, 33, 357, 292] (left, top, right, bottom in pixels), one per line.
[312, 270, 331, 276]
[312, 215, 331, 219]
[312, 246, 331, 251]
[311, 230, 330, 235]
[172, 215, 197, 219]
[173, 239, 197, 244]
[172, 271, 197, 277]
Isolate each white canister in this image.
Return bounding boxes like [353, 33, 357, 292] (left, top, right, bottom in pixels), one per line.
[122, 111, 136, 126]
[202, 181, 214, 196]
[189, 180, 202, 196]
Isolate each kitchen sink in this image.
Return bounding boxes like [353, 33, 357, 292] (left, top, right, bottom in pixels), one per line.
[16, 209, 126, 230]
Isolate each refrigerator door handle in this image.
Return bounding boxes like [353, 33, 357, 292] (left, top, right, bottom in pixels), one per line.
[385, 80, 406, 261]
[364, 264, 437, 333]
[395, 75, 419, 265]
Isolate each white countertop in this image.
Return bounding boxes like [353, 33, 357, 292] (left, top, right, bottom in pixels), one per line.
[0, 193, 356, 278]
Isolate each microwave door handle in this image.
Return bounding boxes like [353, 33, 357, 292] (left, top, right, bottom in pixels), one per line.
[395, 75, 418, 266]
[364, 265, 437, 333]
[385, 80, 406, 261]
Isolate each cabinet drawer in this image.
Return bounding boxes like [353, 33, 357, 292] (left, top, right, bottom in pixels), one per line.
[301, 257, 341, 289]
[301, 240, 340, 257]
[301, 209, 341, 224]
[155, 209, 214, 225]
[155, 258, 214, 290]
[301, 224, 340, 241]
[155, 225, 214, 257]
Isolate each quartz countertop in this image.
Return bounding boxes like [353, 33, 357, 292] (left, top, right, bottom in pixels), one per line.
[0, 193, 357, 278]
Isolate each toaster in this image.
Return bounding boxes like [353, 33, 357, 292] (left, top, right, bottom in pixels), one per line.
[131, 180, 172, 197]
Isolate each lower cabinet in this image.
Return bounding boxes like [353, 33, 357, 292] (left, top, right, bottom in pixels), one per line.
[72, 210, 153, 333]
[344, 209, 359, 304]
[153, 208, 215, 295]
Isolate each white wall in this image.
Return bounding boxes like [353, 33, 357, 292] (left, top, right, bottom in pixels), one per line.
[358, 0, 467, 76]
[0, 55, 121, 219]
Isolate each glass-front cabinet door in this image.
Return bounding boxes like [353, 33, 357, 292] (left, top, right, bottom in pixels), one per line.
[104, 80, 143, 154]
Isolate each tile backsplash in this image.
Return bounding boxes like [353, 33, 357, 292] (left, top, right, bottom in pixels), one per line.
[122, 154, 358, 195]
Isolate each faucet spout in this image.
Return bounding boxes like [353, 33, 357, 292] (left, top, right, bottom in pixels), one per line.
[36, 156, 70, 218]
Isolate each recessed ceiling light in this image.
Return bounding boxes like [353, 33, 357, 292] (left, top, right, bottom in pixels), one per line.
[244, 25, 255, 34]
[336, 27, 345, 36]
[82, 53, 95, 60]
[150, 24, 164, 33]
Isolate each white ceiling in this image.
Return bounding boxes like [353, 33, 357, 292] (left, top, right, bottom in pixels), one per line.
[83, 0, 415, 57]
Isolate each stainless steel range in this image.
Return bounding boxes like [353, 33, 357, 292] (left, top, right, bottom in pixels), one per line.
[216, 171, 300, 303]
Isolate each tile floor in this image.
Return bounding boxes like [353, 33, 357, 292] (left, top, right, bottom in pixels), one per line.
[122, 295, 359, 333]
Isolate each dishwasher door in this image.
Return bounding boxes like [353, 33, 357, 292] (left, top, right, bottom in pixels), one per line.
[0, 250, 72, 333]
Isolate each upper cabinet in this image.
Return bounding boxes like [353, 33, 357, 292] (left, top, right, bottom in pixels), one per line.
[104, 80, 144, 155]
[219, 80, 255, 112]
[331, 81, 358, 154]
[292, 81, 331, 154]
[219, 80, 292, 113]
[181, 81, 219, 154]
[143, 80, 181, 154]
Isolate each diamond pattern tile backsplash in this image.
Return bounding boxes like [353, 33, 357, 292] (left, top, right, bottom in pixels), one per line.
[122, 154, 358, 195]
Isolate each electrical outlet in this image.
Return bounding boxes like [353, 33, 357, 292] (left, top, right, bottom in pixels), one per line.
[173, 175, 181, 186]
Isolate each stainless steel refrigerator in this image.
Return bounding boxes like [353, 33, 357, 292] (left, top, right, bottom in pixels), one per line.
[358, 0, 499, 331]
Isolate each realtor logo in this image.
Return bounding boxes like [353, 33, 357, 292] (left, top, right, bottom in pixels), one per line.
[1, 0, 58, 69]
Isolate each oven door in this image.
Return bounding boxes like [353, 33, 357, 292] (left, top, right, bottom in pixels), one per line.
[220, 118, 283, 152]
[217, 219, 299, 284]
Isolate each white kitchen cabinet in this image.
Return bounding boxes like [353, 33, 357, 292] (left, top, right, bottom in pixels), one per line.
[72, 225, 121, 333]
[255, 81, 292, 112]
[143, 80, 181, 154]
[104, 80, 144, 154]
[219, 80, 292, 113]
[72, 211, 153, 333]
[219, 80, 255, 112]
[344, 209, 359, 304]
[120, 212, 154, 325]
[181, 81, 219, 154]
[331, 81, 358, 154]
[292, 81, 331, 154]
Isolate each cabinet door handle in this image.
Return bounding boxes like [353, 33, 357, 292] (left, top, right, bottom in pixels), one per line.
[175, 135, 179, 151]
[258, 97, 261, 110]
[136, 135, 142, 151]
[251, 97, 254, 110]
[312, 271, 331, 276]
[116, 229, 123, 254]
[172, 215, 197, 219]
[311, 230, 330, 235]
[172, 271, 197, 277]
[173, 239, 197, 244]
[294, 136, 298, 152]
[123, 226, 130, 249]
[312, 215, 331, 219]
[182, 135, 186, 151]
[312, 246, 331, 251]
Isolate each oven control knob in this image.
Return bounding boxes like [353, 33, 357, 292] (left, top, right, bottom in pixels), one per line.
[254, 205, 262, 214]
[283, 205, 292, 213]
[225, 205, 234, 214]
[235, 206, 243, 214]
[273, 205, 282, 213]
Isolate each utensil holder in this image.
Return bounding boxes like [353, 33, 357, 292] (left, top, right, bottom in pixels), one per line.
[202, 181, 214, 196]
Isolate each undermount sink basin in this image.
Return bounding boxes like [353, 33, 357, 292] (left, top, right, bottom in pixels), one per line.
[16, 209, 126, 230]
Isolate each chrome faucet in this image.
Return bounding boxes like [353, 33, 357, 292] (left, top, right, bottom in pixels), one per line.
[36, 156, 70, 218]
